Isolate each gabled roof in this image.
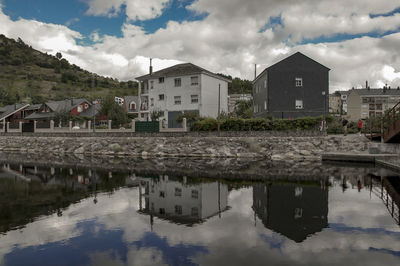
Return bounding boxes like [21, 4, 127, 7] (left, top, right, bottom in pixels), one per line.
[0, 103, 30, 120]
[24, 111, 56, 120]
[253, 52, 330, 83]
[45, 98, 89, 112]
[136, 63, 231, 83]
[78, 103, 101, 117]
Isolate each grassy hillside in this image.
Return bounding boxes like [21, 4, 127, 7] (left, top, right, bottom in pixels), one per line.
[0, 34, 138, 106]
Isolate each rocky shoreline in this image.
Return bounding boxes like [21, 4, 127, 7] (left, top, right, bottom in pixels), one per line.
[0, 134, 371, 160]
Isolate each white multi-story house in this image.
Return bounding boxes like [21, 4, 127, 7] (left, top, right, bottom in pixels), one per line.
[138, 176, 229, 225]
[136, 63, 230, 128]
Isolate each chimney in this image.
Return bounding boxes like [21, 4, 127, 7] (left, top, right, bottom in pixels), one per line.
[254, 64, 257, 80]
[365, 80, 368, 89]
[149, 58, 153, 75]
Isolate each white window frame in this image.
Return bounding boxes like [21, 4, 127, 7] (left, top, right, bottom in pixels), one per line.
[84, 103, 89, 109]
[130, 102, 136, 110]
[191, 94, 199, 104]
[174, 96, 181, 105]
[191, 76, 199, 86]
[295, 77, 303, 87]
[174, 78, 181, 87]
[295, 99, 303, 109]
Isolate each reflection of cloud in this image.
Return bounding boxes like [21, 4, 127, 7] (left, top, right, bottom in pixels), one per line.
[1, 179, 400, 266]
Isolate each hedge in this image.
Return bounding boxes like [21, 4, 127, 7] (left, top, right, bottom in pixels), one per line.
[191, 116, 328, 131]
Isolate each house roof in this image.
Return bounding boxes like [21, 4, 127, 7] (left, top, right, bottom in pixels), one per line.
[24, 112, 56, 120]
[350, 88, 400, 96]
[0, 103, 30, 120]
[24, 104, 42, 111]
[46, 98, 88, 112]
[78, 103, 101, 117]
[253, 52, 330, 83]
[135, 63, 231, 83]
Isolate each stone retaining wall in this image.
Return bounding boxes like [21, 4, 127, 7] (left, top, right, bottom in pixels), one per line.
[0, 134, 371, 160]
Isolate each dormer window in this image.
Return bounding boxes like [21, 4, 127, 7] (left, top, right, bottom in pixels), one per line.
[77, 105, 83, 113]
[295, 77, 303, 87]
[129, 102, 136, 110]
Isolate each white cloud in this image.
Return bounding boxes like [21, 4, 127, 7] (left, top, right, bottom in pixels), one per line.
[85, 0, 171, 21]
[0, 1, 400, 91]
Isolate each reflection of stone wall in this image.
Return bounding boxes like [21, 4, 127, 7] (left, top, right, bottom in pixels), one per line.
[0, 135, 370, 160]
[0, 153, 393, 182]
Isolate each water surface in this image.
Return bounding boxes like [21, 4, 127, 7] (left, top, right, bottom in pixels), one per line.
[0, 160, 400, 266]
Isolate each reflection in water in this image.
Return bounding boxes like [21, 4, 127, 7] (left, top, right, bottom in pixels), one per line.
[252, 181, 328, 242]
[138, 176, 229, 226]
[1, 161, 400, 266]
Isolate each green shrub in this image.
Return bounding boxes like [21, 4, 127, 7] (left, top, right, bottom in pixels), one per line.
[192, 118, 218, 131]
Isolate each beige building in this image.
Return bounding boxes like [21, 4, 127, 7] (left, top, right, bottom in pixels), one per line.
[329, 92, 341, 114]
[347, 88, 400, 121]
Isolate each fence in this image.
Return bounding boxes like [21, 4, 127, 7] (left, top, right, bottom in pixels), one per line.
[0, 118, 187, 134]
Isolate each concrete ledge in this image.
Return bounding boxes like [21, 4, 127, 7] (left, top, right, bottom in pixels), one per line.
[322, 152, 398, 163]
[376, 160, 400, 172]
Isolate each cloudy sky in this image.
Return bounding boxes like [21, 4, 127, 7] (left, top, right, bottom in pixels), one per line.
[0, 0, 400, 91]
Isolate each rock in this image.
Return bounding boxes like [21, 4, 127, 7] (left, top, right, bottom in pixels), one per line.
[74, 147, 84, 154]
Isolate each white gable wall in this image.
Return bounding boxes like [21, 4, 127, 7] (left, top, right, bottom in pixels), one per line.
[200, 74, 228, 118]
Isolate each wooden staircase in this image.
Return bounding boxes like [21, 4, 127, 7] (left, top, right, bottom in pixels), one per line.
[366, 101, 400, 143]
[383, 101, 400, 143]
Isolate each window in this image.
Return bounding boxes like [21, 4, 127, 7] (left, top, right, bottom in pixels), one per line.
[191, 189, 199, 199]
[159, 208, 165, 215]
[175, 205, 182, 215]
[150, 98, 154, 107]
[175, 187, 182, 197]
[130, 102, 136, 110]
[191, 76, 199, 85]
[159, 94, 164, 101]
[174, 96, 181, 105]
[77, 105, 82, 113]
[264, 101, 267, 110]
[295, 100, 303, 109]
[295, 77, 303, 87]
[150, 80, 154, 89]
[159, 191, 165, 198]
[151, 202, 154, 211]
[191, 94, 199, 104]
[159, 77, 164, 83]
[174, 78, 181, 87]
[84, 103, 89, 109]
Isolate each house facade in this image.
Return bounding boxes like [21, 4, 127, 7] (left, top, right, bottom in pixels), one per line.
[329, 92, 341, 114]
[347, 87, 400, 121]
[138, 176, 228, 225]
[136, 63, 230, 128]
[253, 52, 330, 119]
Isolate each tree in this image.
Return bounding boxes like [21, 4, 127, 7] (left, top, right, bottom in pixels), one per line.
[56, 52, 62, 60]
[234, 100, 253, 118]
[100, 95, 128, 127]
[150, 109, 164, 121]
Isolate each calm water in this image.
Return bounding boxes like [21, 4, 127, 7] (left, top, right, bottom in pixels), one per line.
[0, 160, 400, 266]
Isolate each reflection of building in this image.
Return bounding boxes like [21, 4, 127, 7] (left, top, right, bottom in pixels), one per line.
[253, 182, 328, 243]
[138, 176, 229, 225]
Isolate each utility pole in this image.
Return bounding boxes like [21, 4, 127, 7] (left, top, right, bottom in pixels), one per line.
[217, 84, 221, 132]
[254, 64, 257, 79]
[92, 73, 95, 133]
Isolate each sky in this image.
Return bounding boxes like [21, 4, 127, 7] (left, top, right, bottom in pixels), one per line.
[0, 0, 400, 91]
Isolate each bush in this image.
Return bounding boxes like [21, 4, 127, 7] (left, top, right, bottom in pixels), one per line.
[192, 118, 218, 131]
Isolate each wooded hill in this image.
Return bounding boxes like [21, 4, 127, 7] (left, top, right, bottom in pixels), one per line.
[0, 34, 138, 106]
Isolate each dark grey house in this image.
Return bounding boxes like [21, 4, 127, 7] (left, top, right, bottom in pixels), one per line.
[253, 52, 330, 119]
[252, 182, 328, 243]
